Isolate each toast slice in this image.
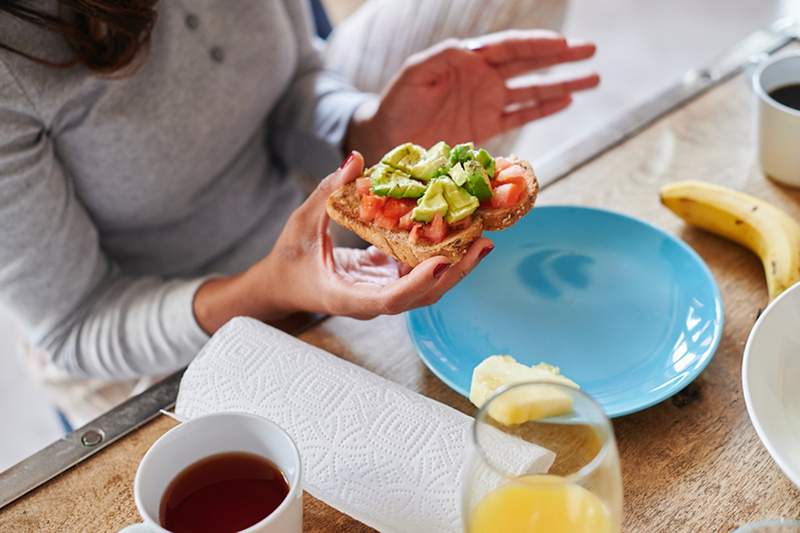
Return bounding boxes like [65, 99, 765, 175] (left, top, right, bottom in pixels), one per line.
[327, 155, 538, 266]
[479, 157, 539, 230]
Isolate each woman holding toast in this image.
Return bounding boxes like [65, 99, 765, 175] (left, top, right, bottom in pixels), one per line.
[0, 0, 597, 420]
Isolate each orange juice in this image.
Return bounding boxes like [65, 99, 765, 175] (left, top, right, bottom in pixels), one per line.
[469, 475, 614, 533]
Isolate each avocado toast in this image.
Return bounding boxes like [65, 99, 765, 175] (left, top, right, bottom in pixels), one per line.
[327, 142, 538, 267]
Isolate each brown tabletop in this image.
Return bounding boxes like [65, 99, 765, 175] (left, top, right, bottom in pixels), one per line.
[3, 42, 800, 533]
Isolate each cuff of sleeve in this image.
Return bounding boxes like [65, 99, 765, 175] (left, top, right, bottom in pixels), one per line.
[299, 89, 377, 178]
[168, 276, 215, 358]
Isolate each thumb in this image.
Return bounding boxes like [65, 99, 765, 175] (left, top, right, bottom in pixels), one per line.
[290, 150, 365, 243]
[301, 151, 365, 216]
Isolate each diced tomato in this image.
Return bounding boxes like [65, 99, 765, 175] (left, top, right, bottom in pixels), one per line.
[494, 157, 513, 176]
[382, 198, 416, 219]
[409, 224, 424, 244]
[398, 211, 414, 230]
[496, 175, 528, 191]
[356, 177, 372, 196]
[375, 213, 399, 230]
[496, 164, 526, 183]
[359, 194, 386, 222]
[422, 214, 449, 244]
[490, 182, 525, 208]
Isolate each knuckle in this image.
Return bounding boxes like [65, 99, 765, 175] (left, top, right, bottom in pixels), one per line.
[316, 176, 334, 196]
[380, 295, 402, 316]
[423, 294, 442, 307]
[274, 241, 304, 262]
[287, 209, 306, 227]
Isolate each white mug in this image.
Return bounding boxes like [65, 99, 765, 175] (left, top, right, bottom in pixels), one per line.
[121, 412, 302, 533]
[753, 52, 800, 187]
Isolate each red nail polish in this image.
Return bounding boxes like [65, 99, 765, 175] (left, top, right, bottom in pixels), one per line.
[339, 152, 355, 170]
[433, 263, 450, 279]
[478, 245, 494, 260]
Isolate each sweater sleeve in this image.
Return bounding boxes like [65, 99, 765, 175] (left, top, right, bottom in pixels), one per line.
[268, 0, 376, 178]
[0, 62, 209, 379]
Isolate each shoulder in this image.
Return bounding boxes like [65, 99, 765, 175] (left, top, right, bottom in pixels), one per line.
[0, 9, 74, 118]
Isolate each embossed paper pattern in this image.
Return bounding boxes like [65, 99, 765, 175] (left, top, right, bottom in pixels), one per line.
[176, 317, 553, 532]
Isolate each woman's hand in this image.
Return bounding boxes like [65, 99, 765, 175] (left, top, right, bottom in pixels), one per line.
[193, 152, 493, 334]
[348, 30, 599, 163]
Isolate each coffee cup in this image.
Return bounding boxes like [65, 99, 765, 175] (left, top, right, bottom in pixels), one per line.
[120, 412, 302, 533]
[753, 52, 800, 187]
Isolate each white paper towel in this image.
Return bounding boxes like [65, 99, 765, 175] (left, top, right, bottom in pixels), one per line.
[175, 317, 554, 532]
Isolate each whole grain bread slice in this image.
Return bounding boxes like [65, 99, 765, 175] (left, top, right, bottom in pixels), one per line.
[327, 181, 484, 265]
[326, 155, 538, 267]
[479, 156, 539, 230]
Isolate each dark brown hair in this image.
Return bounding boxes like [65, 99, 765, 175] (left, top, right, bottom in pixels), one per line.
[0, 0, 158, 75]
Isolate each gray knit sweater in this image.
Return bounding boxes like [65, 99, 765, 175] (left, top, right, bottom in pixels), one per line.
[0, 1, 369, 378]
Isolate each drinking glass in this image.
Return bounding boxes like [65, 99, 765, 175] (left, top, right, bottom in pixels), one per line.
[461, 381, 623, 533]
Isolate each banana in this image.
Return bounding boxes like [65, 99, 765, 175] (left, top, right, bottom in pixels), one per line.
[660, 180, 800, 300]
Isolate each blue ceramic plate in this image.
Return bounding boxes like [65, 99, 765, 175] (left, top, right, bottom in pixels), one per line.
[406, 205, 723, 417]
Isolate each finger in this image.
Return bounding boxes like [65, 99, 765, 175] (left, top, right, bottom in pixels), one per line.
[293, 151, 365, 228]
[325, 255, 452, 318]
[496, 42, 597, 79]
[466, 29, 568, 64]
[369, 255, 454, 314]
[364, 246, 414, 276]
[421, 238, 494, 305]
[501, 95, 572, 130]
[505, 74, 600, 104]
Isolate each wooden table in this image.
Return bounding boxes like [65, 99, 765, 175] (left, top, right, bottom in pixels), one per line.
[3, 43, 800, 533]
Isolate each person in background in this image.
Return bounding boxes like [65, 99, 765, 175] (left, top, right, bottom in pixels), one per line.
[0, 0, 596, 424]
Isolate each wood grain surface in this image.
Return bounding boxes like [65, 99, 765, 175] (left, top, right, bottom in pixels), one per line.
[3, 45, 800, 532]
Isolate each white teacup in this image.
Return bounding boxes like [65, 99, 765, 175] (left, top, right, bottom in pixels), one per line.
[753, 52, 800, 187]
[121, 412, 302, 533]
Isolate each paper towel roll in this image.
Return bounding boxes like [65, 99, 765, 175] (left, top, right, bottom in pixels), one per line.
[175, 317, 553, 532]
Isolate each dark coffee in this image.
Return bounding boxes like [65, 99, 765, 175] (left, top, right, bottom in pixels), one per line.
[159, 451, 289, 533]
[768, 83, 800, 111]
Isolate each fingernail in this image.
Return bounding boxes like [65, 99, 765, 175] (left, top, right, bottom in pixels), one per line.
[339, 151, 355, 170]
[478, 245, 494, 260]
[433, 262, 450, 279]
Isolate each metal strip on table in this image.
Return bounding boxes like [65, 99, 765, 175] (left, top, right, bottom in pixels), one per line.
[1, 18, 799, 511]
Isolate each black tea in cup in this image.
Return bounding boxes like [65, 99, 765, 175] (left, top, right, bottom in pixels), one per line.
[159, 451, 289, 533]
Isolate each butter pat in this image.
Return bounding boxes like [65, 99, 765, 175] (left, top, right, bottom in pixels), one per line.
[469, 355, 579, 425]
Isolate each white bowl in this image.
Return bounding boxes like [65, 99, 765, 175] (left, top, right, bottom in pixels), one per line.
[743, 282, 800, 488]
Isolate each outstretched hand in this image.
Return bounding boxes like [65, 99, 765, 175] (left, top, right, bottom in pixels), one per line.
[349, 29, 599, 163]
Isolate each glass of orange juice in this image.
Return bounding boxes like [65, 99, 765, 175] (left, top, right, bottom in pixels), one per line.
[461, 381, 623, 533]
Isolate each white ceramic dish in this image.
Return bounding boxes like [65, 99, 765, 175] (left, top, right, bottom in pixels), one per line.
[743, 282, 800, 488]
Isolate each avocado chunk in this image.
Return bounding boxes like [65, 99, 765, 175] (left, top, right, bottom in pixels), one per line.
[449, 162, 468, 187]
[474, 148, 496, 178]
[449, 142, 476, 166]
[370, 164, 426, 199]
[381, 143, 426, 173]
[409, 141, 451, 181]
[372, 177, 426, 199]
[438, 177, 480, 223]
[411, 180, 449, 223]
[462, 160, 493, 201]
